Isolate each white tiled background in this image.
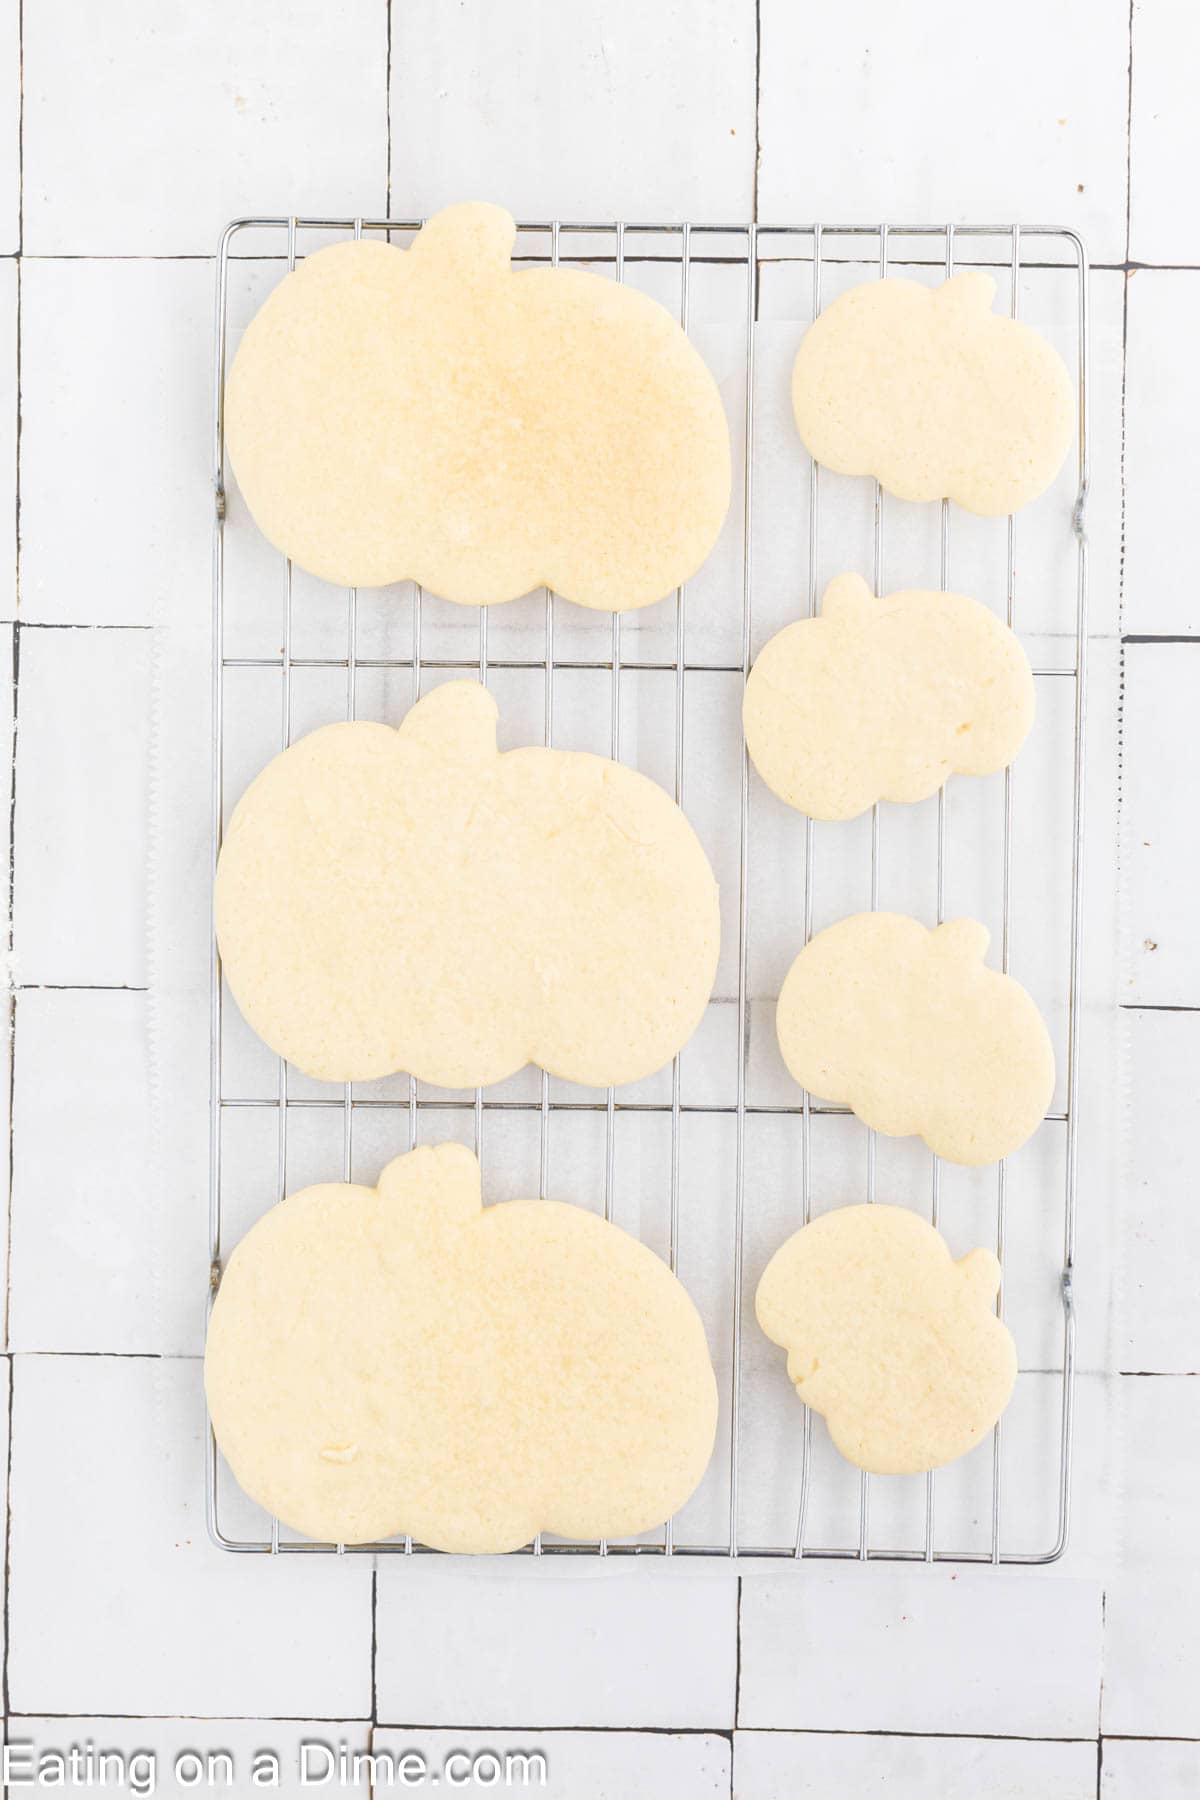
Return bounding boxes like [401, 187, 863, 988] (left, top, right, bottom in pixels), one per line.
[3, 1, 1195, 1795]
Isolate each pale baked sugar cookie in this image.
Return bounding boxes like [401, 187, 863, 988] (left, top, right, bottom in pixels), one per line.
[744, 573, 1035, 821]
[225, 201, 731, 608]
[776, 913, 1054, 1165]
[205, 1143, 719, 1550]
[792, 272, 1074, 515]
[756, 1204, 1017, 1475]
[215, 680, 720, 1088]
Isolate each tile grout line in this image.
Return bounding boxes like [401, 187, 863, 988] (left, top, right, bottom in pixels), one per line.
[367, 1724, 1137, 1744]
[1119, 0, 1133, 641]
[729, 1593, 739, 1796]
[11, 984, 149, 993]
[1124, 0, 1135, 267]
[352, 1722, 739, 1738]
[1103, 1733, 1200, 1744]
[733, 1574, 742, 1738]
[6, 1350, 189, 1360]
[1119, 1003, 1200, 1014]
[14, 0, 21, 259]
[385, 0, 393, 219]
[722, 1728, 1118, 1745]
[370, 1564, 378, 1733]
[0, 1711, 1180, 1748]
[1118, 1368, 1200, 1377]
[367, 1561, 377, 1800]
[3, 1716, 1174, 1741]
[11, 1712, 374, 1725]
[1097, 1590, 1108, 1769]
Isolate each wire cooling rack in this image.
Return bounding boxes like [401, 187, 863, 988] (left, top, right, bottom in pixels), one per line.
[208, 215, 1088, 1563]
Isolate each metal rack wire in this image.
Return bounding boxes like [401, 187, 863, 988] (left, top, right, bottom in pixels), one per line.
[207, 215, 1088, 1563]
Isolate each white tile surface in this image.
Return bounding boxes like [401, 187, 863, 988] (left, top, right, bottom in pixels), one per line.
[1102, 1738, 1200, 1798]
[0, 258, 15, 619]
[19, 259, 213, 626]
[1074, 638, 1124, 1378]
[1121, 643, 1200, 1006]
[757, 0, 1130, 262]
[734, 1731, 1099, 1799]
[8, 1356, 372, 1716]
[1123, 271, 1199, 637]
[0, 1356, 9, 1676]
[374, 1729, 730, 1797]
[0, 626, 12, 1319]
[1102, 1375, 1200, 1737]
[389, 0, 756, 220]
[1087, 269, 1131, 641]
[12, 625, 150, 987]
[10, 988, 203, 1354]
[1, 0, 1193, 1766]
[1103, 1574, 1200, 1741]
[4, 1722, 371, 1796]
[146, 614, 212, 1358]
[0, 2, 17, 253]
[737, 1569, 1103, 1735]
[374, 1566, 738, 1728]
[1108, 1372, 1198, 1562]
[22, 0, 388, 255]
[1129, 0, 1199, 265]
[1119, 1009, 1200, 1371]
